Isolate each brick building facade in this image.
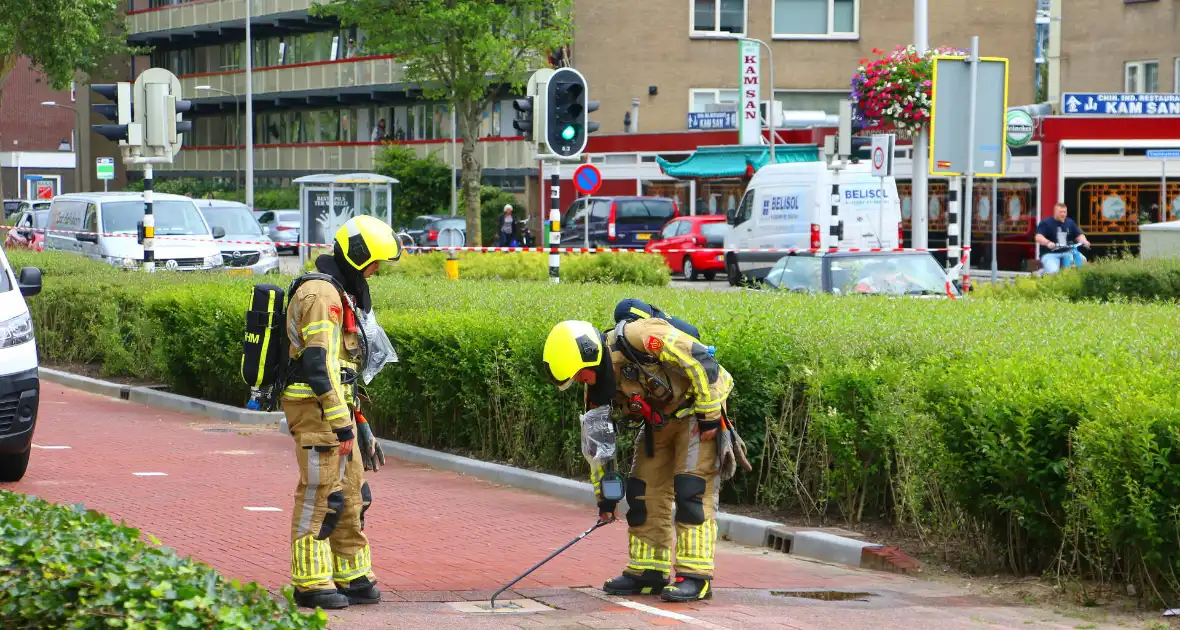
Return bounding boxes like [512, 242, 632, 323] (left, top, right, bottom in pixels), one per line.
[0, 57, 80, 200]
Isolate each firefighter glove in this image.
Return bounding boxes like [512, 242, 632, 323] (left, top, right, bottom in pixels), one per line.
[356, 413, 384, 472]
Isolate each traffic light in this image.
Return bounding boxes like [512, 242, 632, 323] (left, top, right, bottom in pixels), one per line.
[135, 68, 191, 156]
[512, 96, 536, 142]
[545, 68, 591, 158]
[91, 83, 135, 143]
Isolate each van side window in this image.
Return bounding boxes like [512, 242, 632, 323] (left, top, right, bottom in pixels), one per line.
[735, 191, 755, 225]
[84, 204, 99, 234]
[49, 200, 84, 232]
[589, 200, 611, 220]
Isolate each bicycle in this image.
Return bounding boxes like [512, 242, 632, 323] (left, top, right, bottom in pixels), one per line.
[1037, 243, 1085, 276]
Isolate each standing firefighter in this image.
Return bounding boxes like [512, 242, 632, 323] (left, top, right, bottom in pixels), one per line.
[542, 312, 751, 603]
[280, 215, 401, 610]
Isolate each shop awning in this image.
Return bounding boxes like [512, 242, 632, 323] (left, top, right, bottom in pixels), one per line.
[656, 144, 821, 178]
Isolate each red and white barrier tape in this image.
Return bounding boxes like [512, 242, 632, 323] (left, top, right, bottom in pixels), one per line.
[21, 227, 970, 256]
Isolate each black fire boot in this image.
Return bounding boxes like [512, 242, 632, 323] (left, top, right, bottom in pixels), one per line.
[603, 570, 669, 596]
[661, 576, 712, 602]
[294, 588, 350, 610]
[337, 577, 382, 604]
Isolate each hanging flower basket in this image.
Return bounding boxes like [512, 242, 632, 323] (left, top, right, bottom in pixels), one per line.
[850, 45, 966, 136]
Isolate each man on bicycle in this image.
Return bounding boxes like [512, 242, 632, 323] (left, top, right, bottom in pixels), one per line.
[1035, 203, 1091, 274]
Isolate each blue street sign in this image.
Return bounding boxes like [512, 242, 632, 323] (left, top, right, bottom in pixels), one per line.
[1146, 150, 1180, 159]
[687, 112, 737, 130]
[573, 163, 602, 196]
[1062, 93, 1180, 116]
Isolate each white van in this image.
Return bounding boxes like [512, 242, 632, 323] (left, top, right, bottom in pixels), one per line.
[0, 247, 42, 482]
[44, 192, 225, 271]
[723, 161, 902, 285]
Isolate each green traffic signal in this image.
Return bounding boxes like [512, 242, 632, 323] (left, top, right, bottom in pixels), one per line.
[562, 125, 576, 141]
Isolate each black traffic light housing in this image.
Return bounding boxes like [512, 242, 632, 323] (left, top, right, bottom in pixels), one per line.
[92, 83, 132, 142]
[545, 68, 596, 158]
[175, 98, 194, 136]
[512, 96, 535, 142]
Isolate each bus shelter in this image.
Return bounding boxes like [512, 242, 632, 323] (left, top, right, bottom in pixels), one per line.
[295, 173, 399, 267]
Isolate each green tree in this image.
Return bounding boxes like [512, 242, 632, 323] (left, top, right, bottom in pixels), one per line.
[373, 144, 454, 227]
[0, 0, 139, 199]
[313, 0, 574, 245]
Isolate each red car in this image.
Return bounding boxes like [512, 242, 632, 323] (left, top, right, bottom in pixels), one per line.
[4, 208, 49, 252]
[644, 215, 729, 281]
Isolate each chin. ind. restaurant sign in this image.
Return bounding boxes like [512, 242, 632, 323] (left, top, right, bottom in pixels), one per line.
[687, 112, 737, 130]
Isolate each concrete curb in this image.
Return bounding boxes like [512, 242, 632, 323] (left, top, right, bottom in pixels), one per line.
[40, 368, 285, 425]
[39, 367, 918, 568]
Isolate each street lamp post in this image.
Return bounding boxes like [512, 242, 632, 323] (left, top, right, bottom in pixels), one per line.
[244, 0, 255, 210]
[41, 101, 83, 192]
[728, 36, 775, 163]
[196, 86, 241, 191]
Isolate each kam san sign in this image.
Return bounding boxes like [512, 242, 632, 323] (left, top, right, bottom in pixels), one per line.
[1062, 93, 1180, 116]
[739, 40, 761, 146]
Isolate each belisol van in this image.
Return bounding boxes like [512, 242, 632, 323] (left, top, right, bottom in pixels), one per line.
[723, 161, 902, 286]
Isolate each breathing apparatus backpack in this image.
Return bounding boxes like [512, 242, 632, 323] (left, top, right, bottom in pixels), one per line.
[240, 273, 345, 411]
[613, 298, 702, 341]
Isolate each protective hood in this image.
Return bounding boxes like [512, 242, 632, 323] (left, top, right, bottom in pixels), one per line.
[315, 252, 372, 312]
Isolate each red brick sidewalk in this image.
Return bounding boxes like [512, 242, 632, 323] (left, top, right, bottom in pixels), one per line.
[3, 385, 1141, 630]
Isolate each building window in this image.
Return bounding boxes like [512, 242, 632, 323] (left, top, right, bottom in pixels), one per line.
[773, 0, 858, 38]
[691, 0, 745, 36]
[1125, 60, 1159, 93]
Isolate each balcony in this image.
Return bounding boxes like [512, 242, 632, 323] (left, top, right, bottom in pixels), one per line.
[124, 139, 537, 174]
[184, 56, 405, 106]
[128, 0, 321, 43]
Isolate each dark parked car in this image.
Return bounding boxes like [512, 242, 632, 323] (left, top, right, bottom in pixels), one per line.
[418, 217, 467, 248]
[404, 214, 443, 245]
[559, 196, 679, 249]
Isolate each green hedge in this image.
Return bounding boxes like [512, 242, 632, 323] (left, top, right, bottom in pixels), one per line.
[976, 256, 1180, 302]
[0, 491, 326, 629]
[12, 249, 1180, 598]
[307, 251, 671, 286]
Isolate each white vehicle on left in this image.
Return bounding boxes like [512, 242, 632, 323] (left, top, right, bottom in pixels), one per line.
[43, 192, 225, 271]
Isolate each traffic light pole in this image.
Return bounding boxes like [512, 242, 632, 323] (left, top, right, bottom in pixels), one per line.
[548, 163, 560, 283]
[143, 164, 155, 273]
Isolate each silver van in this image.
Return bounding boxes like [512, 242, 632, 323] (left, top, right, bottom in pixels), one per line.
[44, 192, 225, 271]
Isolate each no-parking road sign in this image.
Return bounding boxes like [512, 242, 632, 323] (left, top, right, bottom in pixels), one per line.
[870, 134, 895, 178]
[573, 163, 602, 195]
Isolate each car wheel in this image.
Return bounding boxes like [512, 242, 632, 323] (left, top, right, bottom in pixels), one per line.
[682, 257, 698, 281]
[0, 448, 31, 482]
[726, 255, 744, 287]
[703, 271, 717, 281]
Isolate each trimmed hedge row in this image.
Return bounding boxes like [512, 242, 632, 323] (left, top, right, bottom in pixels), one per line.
[12, 249, 1180, 597]
[0, 491, 326, 629]
[976, 255, 1180, 302]
[322, 251, 672, 286]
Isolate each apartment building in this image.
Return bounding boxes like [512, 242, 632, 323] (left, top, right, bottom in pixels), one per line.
[118, 0, 1037, 186]
[1057, 0, 1179, 94]
[122, 0, 532, 189]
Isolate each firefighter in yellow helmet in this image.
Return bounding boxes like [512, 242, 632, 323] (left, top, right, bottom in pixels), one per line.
[282, 215, 401, 610]
[543, 316, 746, 603]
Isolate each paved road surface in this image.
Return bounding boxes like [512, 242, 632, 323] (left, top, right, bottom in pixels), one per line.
[7, 384, 1138, 629]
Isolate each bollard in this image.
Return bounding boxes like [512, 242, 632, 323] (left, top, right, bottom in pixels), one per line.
[548, 168, 561, 283]
[444, 254, 459, 280]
